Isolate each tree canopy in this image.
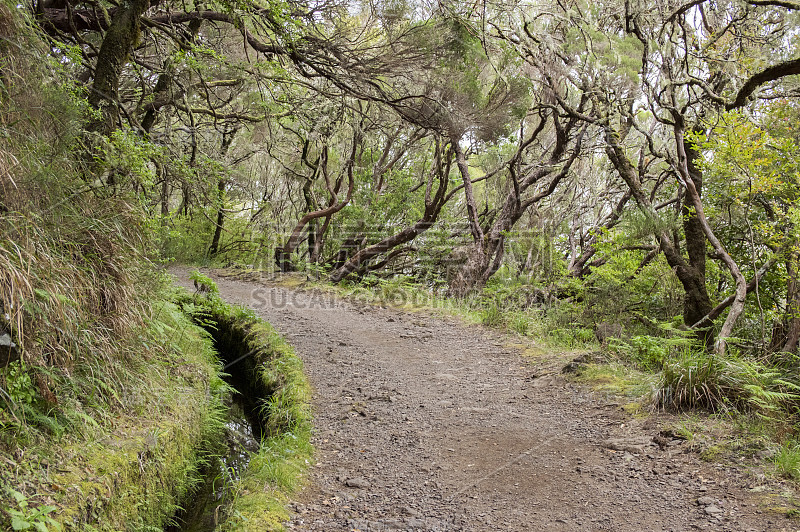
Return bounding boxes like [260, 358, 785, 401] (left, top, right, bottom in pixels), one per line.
[16, 0, 800, 357]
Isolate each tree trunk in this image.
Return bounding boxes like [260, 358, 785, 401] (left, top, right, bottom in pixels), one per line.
[604, 124, 717, 336]
[770, 252, 800, 354]
[448, 121, 583, 297]
[673, 122, 747, 355]
[86, 0, 150, 136]
[447, 136, 495, 298]
[208, 128, 237, 257]
[208, 179, 226, 256]
[448, 244, 495, 298]
[331, 228, 366, 270]
[160, 174, 169, 216]
[680, 128, 713, 326]
[277, 134, 359, 272]
[329, 221, 435, 283]
[330, 140, 451, 283]
[276, 184, 353, 271]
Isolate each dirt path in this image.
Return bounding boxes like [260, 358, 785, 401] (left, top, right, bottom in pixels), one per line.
[176, 269, 796, 531]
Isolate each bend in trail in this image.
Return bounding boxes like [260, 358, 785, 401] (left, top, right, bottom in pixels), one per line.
[178, 269, 794, 532]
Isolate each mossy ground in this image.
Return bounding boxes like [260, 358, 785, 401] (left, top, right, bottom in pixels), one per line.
[0, 301, 228, 531]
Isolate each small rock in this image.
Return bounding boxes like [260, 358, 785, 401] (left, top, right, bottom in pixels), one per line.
[603, 438, 649, 455]
[562, 355, 589, 374]
[704, 505, 724, 515]
[345, 477, 371, 489]
[0, 332, 19, 366]
[531, 374, 558, 388]
[756, 449, 776, 460]
[348, 519, 372, 530]
[697, 496, 715, 506]
[383, 518, 406, 529]
[0, 333, 15, 348]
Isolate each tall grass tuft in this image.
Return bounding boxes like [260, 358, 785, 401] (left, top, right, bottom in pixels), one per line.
[774, 441, 800, 481]
[654, 349, 800, 414]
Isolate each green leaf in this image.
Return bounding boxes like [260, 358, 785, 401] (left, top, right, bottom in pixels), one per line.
[11, 516, 31, 530]
[8, 488, 26, 504]
[33, 288, 50, 300]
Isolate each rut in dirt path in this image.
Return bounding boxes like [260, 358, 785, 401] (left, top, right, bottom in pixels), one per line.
[177, 270, 794, 532]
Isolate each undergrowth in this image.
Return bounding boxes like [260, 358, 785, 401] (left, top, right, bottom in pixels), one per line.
[0, 4, 232, 529]
[774, 441, 800, 481]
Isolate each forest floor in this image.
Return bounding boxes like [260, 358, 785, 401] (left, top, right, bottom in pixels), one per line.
[174, 267, 799, 532]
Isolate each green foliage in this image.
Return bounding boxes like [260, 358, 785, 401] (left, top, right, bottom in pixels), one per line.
[562, 23, 643, 86]
[508, 312, 530, 336]
[479, 304, 505, 327]
[774, 441, 800, 481]
[654, 350, 800, 414]
[573, 362, 652, 397]
[1, 361, 36, 407]
[189, 270, 220, 295]
[4, 487, 61, 532]
[102, 129, 164, 189]
[547, 326, 596, 348]
[610, 329, 697, 372]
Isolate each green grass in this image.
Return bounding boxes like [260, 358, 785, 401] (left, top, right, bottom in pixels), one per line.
[175, 291, 313, 531]
[479, 304, 505, 327]
[653, 350, 800, 414]
[774, 441, 800, 481]
[508, 311, 531, 335]
[217, 321, 312, 531]
[0, 299, 230, 531]
[574, 362, 653, 398]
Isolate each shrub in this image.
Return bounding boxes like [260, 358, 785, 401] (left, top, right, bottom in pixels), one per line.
[508, 312, 530, 335]
[654, 350, 800, 414]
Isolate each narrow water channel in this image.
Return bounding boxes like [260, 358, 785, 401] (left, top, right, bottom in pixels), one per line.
[166, 316, 266, 532]
[165, 388, 261, 531]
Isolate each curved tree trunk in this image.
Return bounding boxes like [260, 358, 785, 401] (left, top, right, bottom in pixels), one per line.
[673, 122, 747, 356]
[680, 127, 713, 326]
[330, 142, 451, 283]
[275, 181, 353, 271]
[329, 221, 435, 283]
[448, 119, 584, 297]
[604, 124, 715, 341]
[277, 134, 359, 272]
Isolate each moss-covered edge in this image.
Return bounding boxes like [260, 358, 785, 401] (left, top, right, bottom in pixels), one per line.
[5, 301, 228, 531]
[177, 294, 313, 531]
